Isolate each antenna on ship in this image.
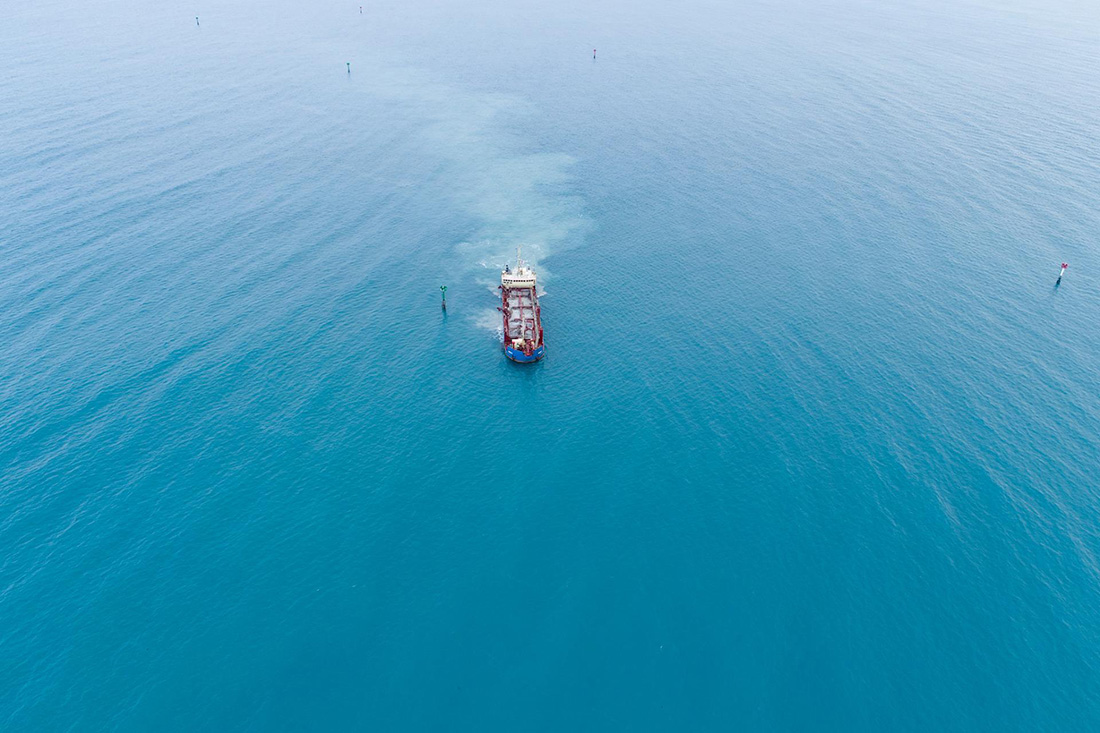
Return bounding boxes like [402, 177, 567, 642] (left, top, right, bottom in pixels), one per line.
[440, 285, 447, 311]
[1057, 262, 1068, 285]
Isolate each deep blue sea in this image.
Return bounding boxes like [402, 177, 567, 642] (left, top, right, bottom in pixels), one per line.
[4, 0, 1100, 729]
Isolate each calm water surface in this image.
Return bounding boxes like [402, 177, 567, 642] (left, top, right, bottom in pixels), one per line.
[3, 0, 1100, 729]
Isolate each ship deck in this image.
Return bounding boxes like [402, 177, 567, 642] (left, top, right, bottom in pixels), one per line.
[504, 287, 540, 343]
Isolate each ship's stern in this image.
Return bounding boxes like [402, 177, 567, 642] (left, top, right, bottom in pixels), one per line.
[505, 344, 546, 363]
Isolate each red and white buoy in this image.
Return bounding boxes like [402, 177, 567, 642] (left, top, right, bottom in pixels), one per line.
[1058, 262, 1068, 282]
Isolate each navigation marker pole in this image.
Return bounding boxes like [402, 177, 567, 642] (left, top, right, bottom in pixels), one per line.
[440, 285, 447, 311]
[347, 62, 351, 74]
[1057, 262, 1068, 284]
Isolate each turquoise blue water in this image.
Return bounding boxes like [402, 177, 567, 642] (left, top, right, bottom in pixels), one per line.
[4, 0, 1100, 728]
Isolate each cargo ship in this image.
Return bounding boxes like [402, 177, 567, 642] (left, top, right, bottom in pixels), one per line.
[499, 250, 545, 363]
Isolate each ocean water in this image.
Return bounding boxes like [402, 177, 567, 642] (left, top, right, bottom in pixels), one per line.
[3, 0, 1100, 728]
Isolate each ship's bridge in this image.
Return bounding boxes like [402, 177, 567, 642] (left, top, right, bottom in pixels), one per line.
[501, 266, 537, 290]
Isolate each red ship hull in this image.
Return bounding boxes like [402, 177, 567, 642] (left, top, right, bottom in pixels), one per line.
[499, 284, 544, 363]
